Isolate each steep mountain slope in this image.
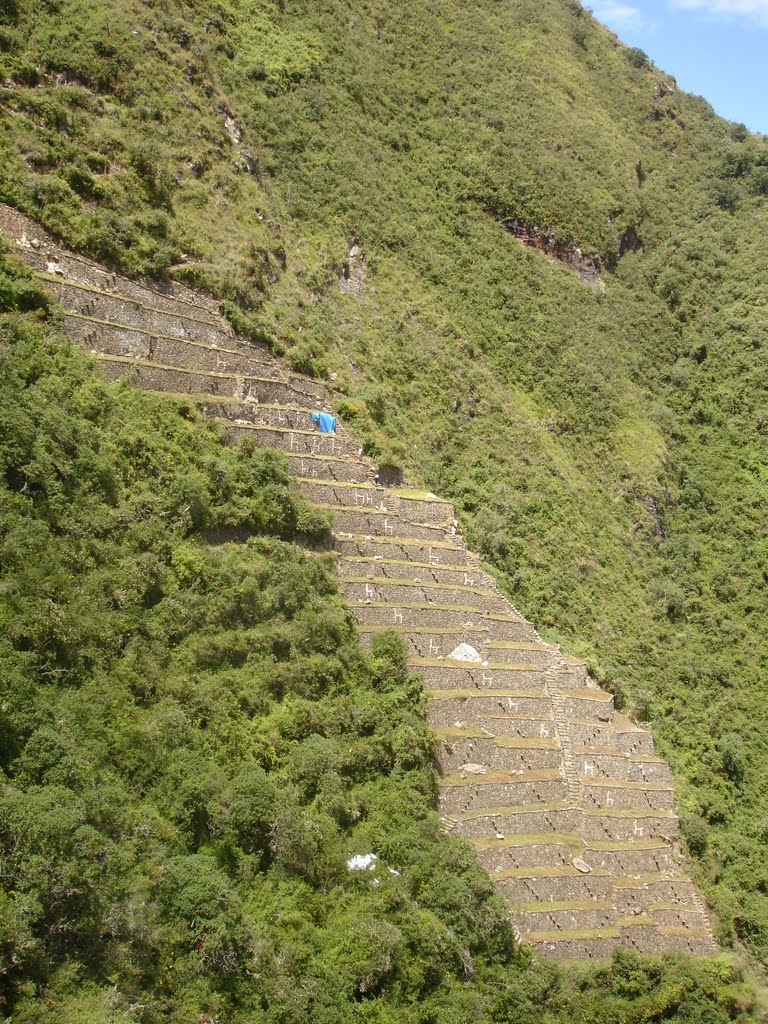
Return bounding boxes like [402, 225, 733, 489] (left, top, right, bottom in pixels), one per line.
[2, 0, 768, 969]
[0, 195, 755, 1024]
[1, 201, 720, 963]
[2, 228, 756, 1024]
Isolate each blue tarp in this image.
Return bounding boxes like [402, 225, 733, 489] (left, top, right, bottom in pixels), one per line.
[311, 411, 337, 433]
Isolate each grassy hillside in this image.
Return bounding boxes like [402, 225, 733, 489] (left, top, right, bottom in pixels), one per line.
[2, 0, 768, 983]
[2, 253, 757, 1022]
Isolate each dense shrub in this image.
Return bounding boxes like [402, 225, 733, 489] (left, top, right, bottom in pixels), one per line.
[0, 236, 754, 1024]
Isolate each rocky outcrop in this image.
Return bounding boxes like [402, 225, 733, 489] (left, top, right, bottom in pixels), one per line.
[494, 215, 603, 286]
[0, 203, 717, 961]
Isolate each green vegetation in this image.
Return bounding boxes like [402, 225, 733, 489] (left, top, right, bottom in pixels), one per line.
[1, 255, 756, 1021]
[0, 255, 504, 1020]
[2, 0, 768, 1012]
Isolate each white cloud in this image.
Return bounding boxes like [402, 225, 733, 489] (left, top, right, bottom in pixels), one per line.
[670, 0, 768, 26]
[591, 0, 646, 29]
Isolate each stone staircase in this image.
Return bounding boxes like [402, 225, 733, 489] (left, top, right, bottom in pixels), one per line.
[0, 204, 717, 960]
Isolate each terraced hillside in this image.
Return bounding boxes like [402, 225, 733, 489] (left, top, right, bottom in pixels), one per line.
[0, 203, 717, 961]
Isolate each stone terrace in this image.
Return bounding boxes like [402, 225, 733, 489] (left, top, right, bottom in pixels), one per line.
[0, 203, 717, 960]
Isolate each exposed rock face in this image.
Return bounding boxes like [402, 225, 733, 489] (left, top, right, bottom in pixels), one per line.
[338, 240, 366, 295]
[446, 643, 484, 662]
[0, 201, 718, 962]
[496, 216, 602, 285]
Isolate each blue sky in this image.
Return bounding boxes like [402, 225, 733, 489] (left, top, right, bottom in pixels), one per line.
[588, 0, 768, 133]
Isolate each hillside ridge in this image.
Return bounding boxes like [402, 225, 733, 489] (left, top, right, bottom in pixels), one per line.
[0, 202, 717, 961]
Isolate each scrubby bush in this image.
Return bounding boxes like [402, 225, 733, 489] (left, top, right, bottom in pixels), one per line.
[680, 813, 710, 856]
[627, 46, 649, 69]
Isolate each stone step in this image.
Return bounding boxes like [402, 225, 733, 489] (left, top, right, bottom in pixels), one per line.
[555, 659, 589, 687]
[285, 454, 372, 483]
[414, 661, 551, 693]
[442, 803, 581, 839]
[191, 397, 349, 435]
[298, 480, 455, 528]
[332, 535, 471, 565]
[222, 423, 358, 457]
[525, 929, 621, 960]
[434, 713, 557, 741]
[63, 311, 282, 379]
[569, 714, 654, 755]
[46, 276, 232, 348]
[659, 927, 718, 955]
[497, 866, 613, 905]
[580, 806, 679, 842]
[349, 602, 531, 639]
[341, 578, 509, 615]
[361, 626, 484, 658]
[486, 641, 553, 667]
[473, 833, 579, 872]
[573, 749, 671, 785]
[551, 664, 591, 690]
[298, 479, 385, 511]
[437, 770, 568, 815]
[649, 904, 713, 930]
[362, 627, 551, 663]
[580, 778, 674, 812]
[582, 840, 676, 876]
[517, 900, 616, 933]
[329, 508, 449, 542]
[561, 690, 614, 722]
[336, 555, 491, 587]
[613, 874, 697, 915]
[386, 492, 455, 529]
[620, 921, 717, 955]
[461, 615, 540, 644]
[427, 692, 554, 729]
[96, 354, 325, 405]
[435, 733, 563, 774]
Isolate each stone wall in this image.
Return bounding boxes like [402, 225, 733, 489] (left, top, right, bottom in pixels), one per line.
[412, 664, 550, 691]
[47, 278, 228, 346]
[341, 579, 507, 612]
[474, 840, 574, 871]
[498, 870, 613, 904]
[333, 536, 472, 565]
[427, 694, 557, 727]
[446, 806, 581, 838]
[437, 775, 569, 815]
[435, 734, 562, 773]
